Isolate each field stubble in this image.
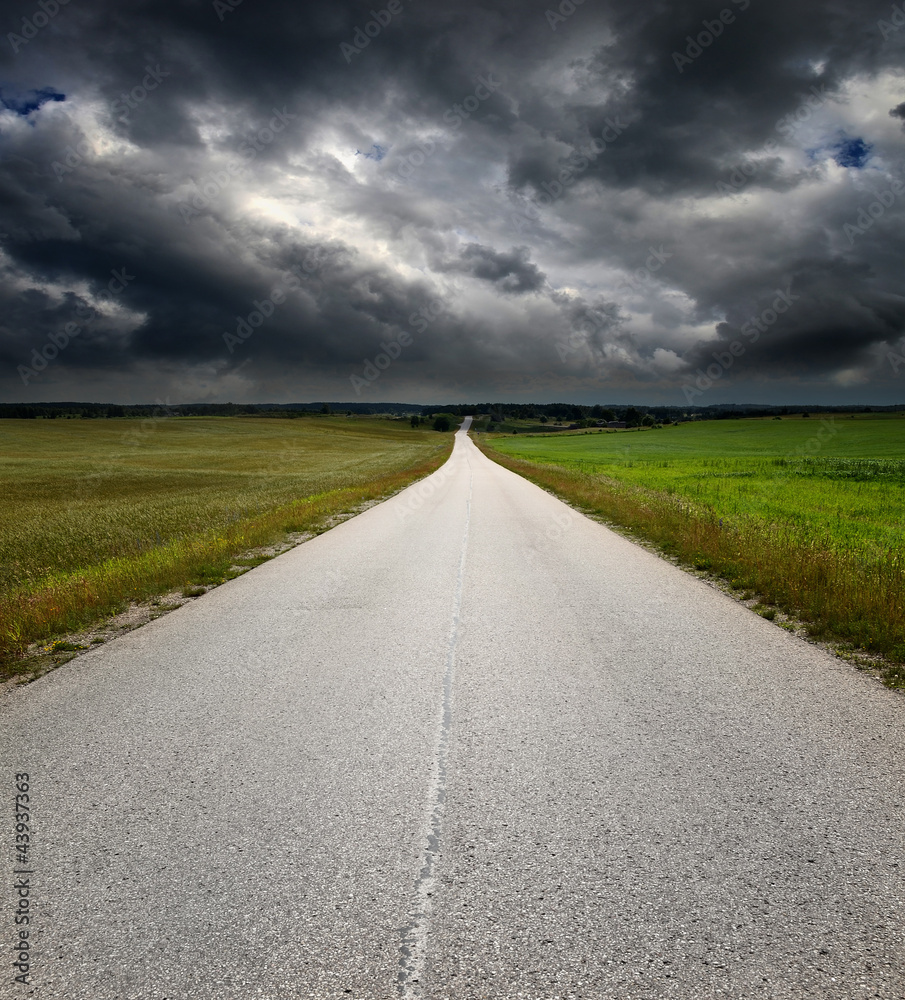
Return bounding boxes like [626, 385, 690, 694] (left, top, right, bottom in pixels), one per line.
[1, 416, 451, 679]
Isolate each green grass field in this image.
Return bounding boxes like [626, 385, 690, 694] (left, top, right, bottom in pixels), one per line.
[0, 416, 450, 674]
[491, 415, 905, 553]
[480, 414, 905, 684]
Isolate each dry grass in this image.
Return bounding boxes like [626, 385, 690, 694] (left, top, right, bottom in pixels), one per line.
[0, 416, 451, 677]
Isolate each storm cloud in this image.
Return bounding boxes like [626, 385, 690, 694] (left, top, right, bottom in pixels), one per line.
[0, 0, 903, 404]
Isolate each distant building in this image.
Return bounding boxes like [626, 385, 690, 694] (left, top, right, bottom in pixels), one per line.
[607, 420, 627, 429]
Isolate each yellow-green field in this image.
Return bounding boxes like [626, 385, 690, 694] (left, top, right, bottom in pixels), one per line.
[479, 414, 905, 686]
[0, 416, 450, 675]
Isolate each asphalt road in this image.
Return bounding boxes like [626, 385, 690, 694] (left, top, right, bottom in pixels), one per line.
[2, 418, 903, 999]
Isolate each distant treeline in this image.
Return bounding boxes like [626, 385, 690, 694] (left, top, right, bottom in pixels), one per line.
[436, 402, 905, 423]
[1, 401, 902, 421]
[0, 401, 412, 419]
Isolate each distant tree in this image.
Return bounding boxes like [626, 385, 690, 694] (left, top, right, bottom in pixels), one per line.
[539, 415, 548, 423]
[642, 413, 655, 427]
[433, 415, 451, 432]
[320, 403, 331, 414]
[624, 407, 642, 427]
[410, 415, 422, 428]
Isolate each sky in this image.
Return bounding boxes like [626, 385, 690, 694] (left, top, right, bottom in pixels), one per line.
[0, 0, 904, 406]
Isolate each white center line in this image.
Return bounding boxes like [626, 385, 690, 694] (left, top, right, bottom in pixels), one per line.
[397, 457, 473, 998]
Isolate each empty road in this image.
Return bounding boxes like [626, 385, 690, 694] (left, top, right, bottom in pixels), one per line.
[2, 418, 903, 999]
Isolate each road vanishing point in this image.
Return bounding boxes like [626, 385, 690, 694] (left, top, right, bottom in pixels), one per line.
[2, 418, 903, 999]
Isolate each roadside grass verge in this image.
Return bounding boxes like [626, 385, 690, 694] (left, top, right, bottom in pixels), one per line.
[1, 418, 451, 679]
[474, 436, 905, 689]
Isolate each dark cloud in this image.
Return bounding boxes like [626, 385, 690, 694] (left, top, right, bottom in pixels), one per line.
[0, 0, 903, 403]
[443, 244, 545, 294]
